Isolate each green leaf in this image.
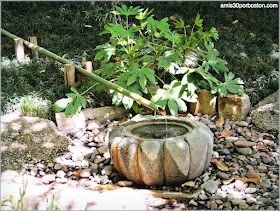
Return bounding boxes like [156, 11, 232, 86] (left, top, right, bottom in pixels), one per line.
[135, 8, 154, 20]
[157, 17, 170, 33]
[122, 96, 134, 109]
[151, 80, 190, 116]
[146, 16, 159, 31]
[65, 102, 77, 118]
[1, 199, 9, 207]
[168, 99, 178, 116]
[127, 74, 138, 85]
[173, 18, 185, 29]
[157, 50, 182, 71]
[113, 5, 143, 16]
[53, 98, 71, 112]
[112, 92, 123, 105]
[105, 23, 134, 39]
[120, 63, 156, 90]
[194, 67, 220, 88]
[217, 72, 244, 97]
[99, 63, 119, 77]
[94, 44, 116, 62]
[195, 14, 203, 27]
[210, 27, 219, 40]
[76, 95, 86, 108]
[112, 78, 144, 109]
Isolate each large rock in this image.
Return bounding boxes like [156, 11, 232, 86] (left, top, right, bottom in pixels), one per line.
[251, 90, 279, 132]
[218, 93, 251, 121]
[1, 114, 72, 171]
[55, 106, 129, 131]
[189, 90, 217, 116]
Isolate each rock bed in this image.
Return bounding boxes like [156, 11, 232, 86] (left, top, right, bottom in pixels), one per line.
[2, 114, 279, 210]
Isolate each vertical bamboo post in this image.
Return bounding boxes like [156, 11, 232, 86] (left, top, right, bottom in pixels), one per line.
[64, 64, 75, 87]
[14, 38, 25, 63]
[28, 36, 39, 60]
[77, 61, 93, 82]
[82, 61, 93, 73]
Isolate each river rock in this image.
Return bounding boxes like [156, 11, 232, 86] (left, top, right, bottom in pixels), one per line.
[251, 90, 279, 132]
[217, 171, 231, 180]
[199, 193, 208, 200]
[245, 188, 257, 194]
[204, 180, 218, 194]
[42, 174, 56, 184]
[103, 165, 113, 176]
[237, 121, 249, 127]
[231, 199, 246, 206]
[239, 202, 249, 209]
[234, 180, 245, 191]
[54, 163, 63, 170]
[246, 169, 260, 178]
[225, 136, 239, 142]
[80, 169, 91, 178]
[226, 193, 235, 201]
[260, 180, 271, 188]
[236, 147, 252, 155]
[94, 157, 105, 164]
[56, 170, 66, 178]
[234, 141, 256, 147]
[117, 180, 133, 187]
[210, 201, 218, 210]
[257, 165, 267, 173]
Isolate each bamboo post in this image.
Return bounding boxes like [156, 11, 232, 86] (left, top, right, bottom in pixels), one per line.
[28, 36, 39, 60]
[1, 28, 165, 115]
[64, 64, 75, 87]
[82, 61, 93, 73]
[77, 61, 93, 82]
[14, 38, 25, 63]
[76, 61, 93, 82]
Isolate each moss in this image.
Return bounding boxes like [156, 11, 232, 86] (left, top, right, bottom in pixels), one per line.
[1, 114, 72, 171]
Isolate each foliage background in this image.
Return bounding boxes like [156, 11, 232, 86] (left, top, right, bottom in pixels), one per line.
[1, 1, 279, 117]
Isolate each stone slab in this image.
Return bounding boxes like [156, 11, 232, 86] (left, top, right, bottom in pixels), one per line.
[55, 106, 129, 131]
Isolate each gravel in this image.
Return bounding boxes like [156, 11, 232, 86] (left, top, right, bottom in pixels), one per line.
[1, 113, 279, 210]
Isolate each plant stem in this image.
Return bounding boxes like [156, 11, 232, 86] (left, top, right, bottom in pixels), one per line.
[154, 74, 165, 85]
[81, 83, 98, 96]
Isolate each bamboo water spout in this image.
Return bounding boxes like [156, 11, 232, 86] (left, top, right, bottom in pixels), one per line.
[1, 28, 165, 115]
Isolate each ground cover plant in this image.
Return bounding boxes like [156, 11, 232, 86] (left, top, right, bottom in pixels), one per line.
[1, 1, 279, 118]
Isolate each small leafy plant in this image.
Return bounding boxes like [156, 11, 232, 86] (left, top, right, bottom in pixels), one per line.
[1, 180, 27, 210]
[55, 4, 244, 116]
[53, 79, 97, 118]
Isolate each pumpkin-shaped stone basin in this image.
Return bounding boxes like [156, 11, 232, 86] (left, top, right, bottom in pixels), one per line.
[109, 116, 214, 186]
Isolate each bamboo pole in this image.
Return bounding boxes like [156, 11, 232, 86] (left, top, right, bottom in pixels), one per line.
[64, 64, 75, 87]
[28, 36, 39, 60]
[1, 28, 165, 115]
[14, 38, 25, 63]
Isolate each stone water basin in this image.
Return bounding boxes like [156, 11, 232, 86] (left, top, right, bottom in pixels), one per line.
[109, 116, 214, 186]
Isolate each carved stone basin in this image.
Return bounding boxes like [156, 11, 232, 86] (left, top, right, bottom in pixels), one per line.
[109, 116, 214, 186]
